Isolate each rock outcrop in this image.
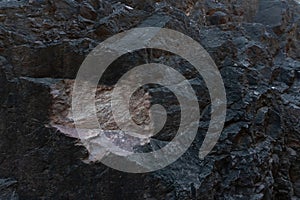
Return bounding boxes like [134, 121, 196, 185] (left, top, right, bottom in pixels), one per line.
[0, 0, 299, 199]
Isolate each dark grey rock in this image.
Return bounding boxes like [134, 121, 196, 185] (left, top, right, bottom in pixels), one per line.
[0, 0, 300, 199]
[0, 179, 18, 200]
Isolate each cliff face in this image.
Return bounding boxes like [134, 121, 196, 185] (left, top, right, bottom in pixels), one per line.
[0, 0, 300, 199]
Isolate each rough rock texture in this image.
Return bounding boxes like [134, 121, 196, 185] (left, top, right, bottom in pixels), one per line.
[0, 0, 300, 199]
[0, 178, 18, 200]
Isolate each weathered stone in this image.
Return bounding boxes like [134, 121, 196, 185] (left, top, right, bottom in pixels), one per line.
[0, 0, 300, 199]
[0, 179, 18, 200]
[209, 11, 228, 25]
[79, 3, 97, 21]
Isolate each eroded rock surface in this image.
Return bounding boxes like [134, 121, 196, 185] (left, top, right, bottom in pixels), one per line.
[0, 0, 300, 199]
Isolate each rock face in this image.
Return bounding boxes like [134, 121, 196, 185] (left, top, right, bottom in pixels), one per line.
[0, 0, 300, 199]
[0, 179, 18, 200]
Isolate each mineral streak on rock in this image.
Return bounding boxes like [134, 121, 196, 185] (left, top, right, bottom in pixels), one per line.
[49, 79, 153, 160]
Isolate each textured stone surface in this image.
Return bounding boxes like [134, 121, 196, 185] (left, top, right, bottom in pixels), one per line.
[0, 0, 300, 199]
[0, 178, 18, 200]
